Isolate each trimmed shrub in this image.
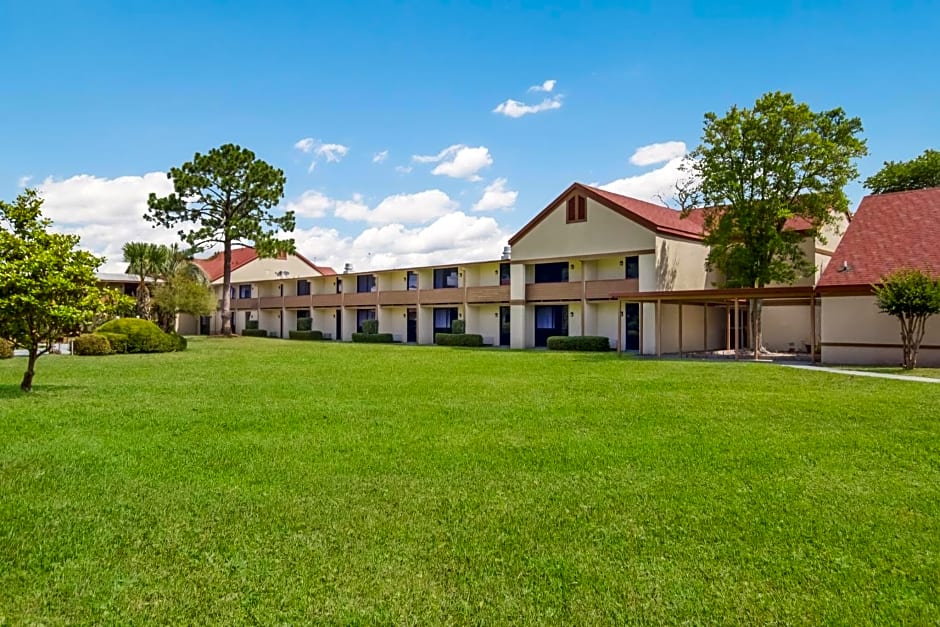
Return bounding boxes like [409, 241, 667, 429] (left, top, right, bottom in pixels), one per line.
[96, 332, 129, 354]
[168, 333, 187, 351]
[296, 317, 312, 332]
[450, 319, 466, 334]
[352, 332, 394, 343]
[95, 318, 182, 353]
[546, 335, 611, 351]
[245, 319, 259, 330]
[361, 319, 379, 335]
[72, 334, 113, 356]
[241, 329, 269, 338]
[0, 339, 14, 359]
[289, 330, 324, 341]
[436, 333, 484, 347]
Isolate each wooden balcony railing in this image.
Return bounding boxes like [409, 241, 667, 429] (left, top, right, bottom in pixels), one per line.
[585, 278, 639, 300]
[231, 297, 259, 309]
[525, 282, 582, 302]
[343, 291, 378, 307]
[283, 295, 310, 308]
[378, 290, 419, 306]
[259, 296, 283, 309]
[311, 293, 343, 308]
[466, 285, 510, 304]
[418, 288, 463, 305]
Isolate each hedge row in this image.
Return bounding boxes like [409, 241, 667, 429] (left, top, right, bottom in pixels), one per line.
[72, 319, 188, 356]
[361, 319, 379, 335]
[241, 329, 269, 338]
[435, 333, 484, 347]
[297, 317, 312, 332]
[245, 320, 259, 330]
[73, 334, 113, 356]
[351, 332, 394, 343]
[0, 339, 13, 360]
[289, 330, 323, 341]
[546, 335, 611, 351]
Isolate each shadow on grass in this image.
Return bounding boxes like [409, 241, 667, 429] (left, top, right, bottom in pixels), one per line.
[0, 383, 80, 399]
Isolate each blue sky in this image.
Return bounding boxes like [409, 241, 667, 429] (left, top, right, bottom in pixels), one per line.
[2, 1, 938, 272]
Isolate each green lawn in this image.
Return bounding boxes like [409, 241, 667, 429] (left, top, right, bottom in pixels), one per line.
[2, 338, 939, 624]
[836, 366, 940, 379]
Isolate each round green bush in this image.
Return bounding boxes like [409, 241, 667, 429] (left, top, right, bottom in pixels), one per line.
[0, 339, 13, 360]
[72, 334, 113, 356]
[95, 318, 182, 353]
[96, 331, 129, 354]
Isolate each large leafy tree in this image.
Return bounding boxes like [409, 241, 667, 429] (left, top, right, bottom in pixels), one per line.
[146, 144, 294, 336]
[122, 241, 168, 319]
[865, 149, 940, 194]
[678, 91, 868, 353]
[0, 190, 110, 391]
[874, 269, 940, 369]
[150, 244, 215, 333]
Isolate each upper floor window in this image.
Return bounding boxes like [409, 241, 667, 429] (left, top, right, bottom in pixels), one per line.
[406, 271, 418, 290]
[534, 262, 569, 283]
[238, 284, 252, 299]
[499, 263, 511, 286]
[625, 256, 639, 280]
[296, 279, 311, 296]
[566, 195, 587, 223]
[357, 275, 376, 293]
[335, 278, 343, 294]
[433, 267, 459, 289]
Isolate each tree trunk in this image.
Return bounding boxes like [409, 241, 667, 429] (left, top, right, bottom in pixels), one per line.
[750, 297, 763, 360]
[220, 242, 233, 337]
[136, 283, 152, 320]
[20, 349, 38, 392]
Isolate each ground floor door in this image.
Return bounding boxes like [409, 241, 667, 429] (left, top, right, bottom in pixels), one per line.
[335, 309, 342, 341]
[624, 303, 640, 351]
[433, 307, 458, 337]
[199, 316, 210, 335]
[407, 308, 417, 343]
[534, 305, 568, 347]
[499, 306, 511, 346]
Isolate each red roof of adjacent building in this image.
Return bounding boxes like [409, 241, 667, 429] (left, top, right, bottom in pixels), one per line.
[193, 247, 336, 282]
[508, 182, 817, 246]
[818, 187, 940, 290]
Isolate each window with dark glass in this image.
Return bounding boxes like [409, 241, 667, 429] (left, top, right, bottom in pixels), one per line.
[499, 263, 511, 286]
[297, 279, 311, 296]
[433, 307, 458, 335]
[533, 262, 569, 283]
[566, 196, 587, 223]
[356, 308, 376, 332]
[625, 256, 639, 280]
[238, 284, 252, 299]
[335, 278, 343, 294]
[357, 275, 376, 293]
[406, 271, 418, 290]
[296, 309, 311, 319]
[433, 267, 459, 289]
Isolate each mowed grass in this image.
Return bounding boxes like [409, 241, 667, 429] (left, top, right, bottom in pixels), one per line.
[1, 338, 939, 624]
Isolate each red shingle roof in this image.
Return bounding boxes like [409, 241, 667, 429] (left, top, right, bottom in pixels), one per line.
[818, 187, 940, 289]
[193, 247, 336, 282]
[193, 247, 258, 282]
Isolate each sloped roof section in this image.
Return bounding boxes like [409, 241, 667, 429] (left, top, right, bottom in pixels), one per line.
[508, 183, 703, 246]
[193, 247, 336, 281]
[818, 187, 940, 289]
[193, 247, 258, 282]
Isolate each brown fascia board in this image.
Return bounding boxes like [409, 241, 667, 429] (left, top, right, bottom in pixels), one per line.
[508, 182, 702, 246]
[610, 285, 815, 301]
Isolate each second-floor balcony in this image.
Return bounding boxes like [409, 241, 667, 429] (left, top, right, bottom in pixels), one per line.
[585, 278, 639, 300]
[378, 290, 420, 306]
[419, 287, 463, 305]
[311, 293, 344, 308]
[466, 285, 510, 304]
[231, 297, 259, 309]
[259, 296, 282, 309]
[525, 282, 582, 302]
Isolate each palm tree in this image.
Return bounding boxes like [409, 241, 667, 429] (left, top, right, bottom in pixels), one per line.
[150, 244, 213, 333]
[122, 242, 168, 320]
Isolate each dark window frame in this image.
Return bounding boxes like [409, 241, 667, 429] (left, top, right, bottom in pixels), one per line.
[625, 256, 640, 280]
[296, 279, 311, 296]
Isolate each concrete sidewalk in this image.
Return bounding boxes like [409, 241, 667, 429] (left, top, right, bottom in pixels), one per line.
[784, 364, 940, 383]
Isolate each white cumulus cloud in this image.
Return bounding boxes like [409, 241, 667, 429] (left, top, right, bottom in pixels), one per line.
[294, 137, 315, 153]
[413, 144, 493, 181]
[528, 79, 556, 93]
[17, 175, 32, 187]
[599, 140, 690, 203]
[286, 190, 334, 218]
[472, 178, 517, 212]
[373, 150, 389, 163]
[493, 95, 563, 118]
[35, 172, 182, 272]
[629, 141, 687, 167]
[316, 143, 349, 163]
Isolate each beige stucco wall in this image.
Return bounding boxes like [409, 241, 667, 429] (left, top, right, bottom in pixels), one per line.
[465, 304, 501, 344]
[761, 304, 814, 353]
[512, 198, 656, 261]
[822, 295, 940, 366]
[593, 302, 619, 349]
[378, 306, 408, 341]
[225, 254, 323, 285]
[654, 236, 712, 291]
